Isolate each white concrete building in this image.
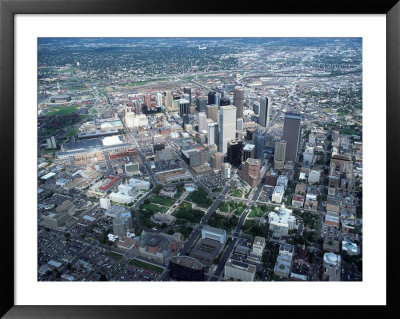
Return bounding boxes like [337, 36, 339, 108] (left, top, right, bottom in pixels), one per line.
[100, 197, 111, 210]
[221, 163, 231, 179]
[207, 122, 219, 146]
[272, 185, 285, 203]
[303, 146, 314, 165]
[323, 253, 341, 281]
[198, 112, 207, 132]
[128, 178, 150, 191]
[218, 105, 237, 154]
[268, 205, 298, 237]
[277, 175, 289, 188]
[250, 236, 265, 257]
[109, 183, 135, 204]
[308, 169, 321, 184]
[202, 226, 226, 244]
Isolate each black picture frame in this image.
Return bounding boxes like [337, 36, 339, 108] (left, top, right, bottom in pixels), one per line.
[1, 0, 399, 318]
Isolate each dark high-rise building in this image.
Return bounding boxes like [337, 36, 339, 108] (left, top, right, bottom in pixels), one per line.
[234, 87, 244, 118]
[169, 256, 205, 281]
[253, 102, 259, 115]
[152, 143, 165, 154]
[196, 96, 208, 112]
[282, 112, 302, 163]
[253, 129, 265, 160]
[246, 128, 256, 141]
[220, 97, 231, 106]
[227, 140, 244, 168]
[208, 91, 216, 105]
[183, 87, 192, 105]
[259, 96, 270, 127]
[182, 115, 190, 125]
[179, 99, 190, 117]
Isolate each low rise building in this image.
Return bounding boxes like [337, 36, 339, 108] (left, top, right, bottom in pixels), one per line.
[224, 259, 256, 281]
[323, 253, 341, 281]
[268, 205, 298, 237]
[272, 185, 285, 203]
[292, 194, 305, 208]
[201, 226, 227, 244]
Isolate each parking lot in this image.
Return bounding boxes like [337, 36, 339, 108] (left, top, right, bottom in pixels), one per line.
[258, 185, 274, 203]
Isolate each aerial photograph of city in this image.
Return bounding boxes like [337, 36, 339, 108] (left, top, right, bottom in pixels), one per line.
[37, 37, 362, 282]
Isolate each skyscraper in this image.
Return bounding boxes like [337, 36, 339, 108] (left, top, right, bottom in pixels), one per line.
[274, 140, 287, 169]
[282, 113, 302, 163]
[253, 130, 265, 160]
[227, 140, 244, 168]
[218, 105, 237, 154]
[236, 118, 244, 131]
[234, 86, 244, 118]
[208, 91, 216, 105]
[156, 92, 163, 106]
[198, 112, 207, 133]
[145, 94, 152, 107]
[210, 152, 224, 170]
[179, 99, 190, 117]
[206, 104, 218, 122]
[259, 96, 271, 127]
[133, 99, 142, 115]
[165, 91, 172, 109]
[243, 143, 256, 161]
[196, 96, 208, 112]
[207, 122, 219, 146]
[220, 97, 231, 106]
[241, 158, 261, 188]
[215, 93, 221, 107]
[183, 87, 192, 105]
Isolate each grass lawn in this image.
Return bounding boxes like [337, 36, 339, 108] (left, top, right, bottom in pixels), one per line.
[150, 195, 176, 207]
[45, 105, 78, 116]
[130, 258, 164, 273]
[230, 188, 243, 198]
[108, 251, 124, 261]
[248, 206, 265, 218]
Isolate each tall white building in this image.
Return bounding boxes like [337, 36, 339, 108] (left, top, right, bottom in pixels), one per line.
[218, 105, 237, 154]
[198, 112, 207, 133]
[165, 91, 172, 109]
[207, 122, 219, 146]
[156, 92, 163, 106]
[259, 96, 271, 127]
[221, 163, 231, 179]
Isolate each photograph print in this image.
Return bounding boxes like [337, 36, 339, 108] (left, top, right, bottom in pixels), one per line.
[37, 37, 362, 282]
